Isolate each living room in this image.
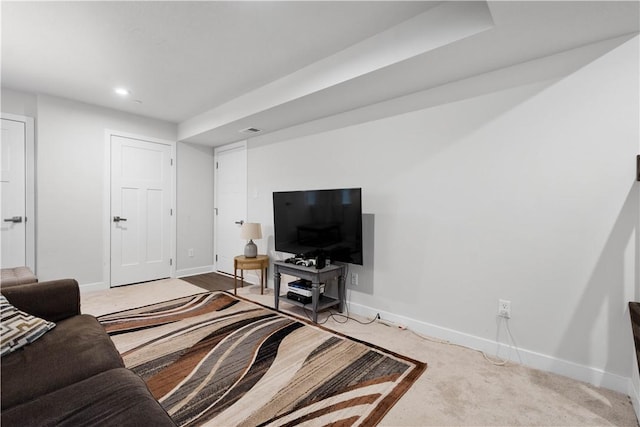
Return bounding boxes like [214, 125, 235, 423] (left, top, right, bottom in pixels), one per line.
[2, 1, 639, 425]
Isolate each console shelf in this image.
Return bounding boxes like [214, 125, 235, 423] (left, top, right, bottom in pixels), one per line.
[278, 294, 340, 312]
[273, 261, 346, 323]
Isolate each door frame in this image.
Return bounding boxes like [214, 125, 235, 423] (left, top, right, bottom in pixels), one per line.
[213, 140, 247, 273]
[1, 113, 35, 272]
[102, 130, 177, 288]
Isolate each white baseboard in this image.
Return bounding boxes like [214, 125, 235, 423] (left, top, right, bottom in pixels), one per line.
[346, 301, 631, 395]
[79, 281, 109, 294]
[176, 265, 215, 278]
[238, 271, 260, 286]
[80, 266, 217, 293]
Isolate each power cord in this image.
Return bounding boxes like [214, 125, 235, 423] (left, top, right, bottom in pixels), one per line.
[298, 302, 509, 367]
[321, 311, 379, 325]
[300, 304, 379, 326]
[292, 265, 510, 368]
[403, 322, 509, 367]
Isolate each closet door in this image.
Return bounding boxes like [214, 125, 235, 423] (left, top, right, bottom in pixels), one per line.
[1, 118, 27, 268]
[214, 141, 247, 275]
[110, 134, 174, 286]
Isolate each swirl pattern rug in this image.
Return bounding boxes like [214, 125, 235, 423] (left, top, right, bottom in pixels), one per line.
[98, 292, 426, 427]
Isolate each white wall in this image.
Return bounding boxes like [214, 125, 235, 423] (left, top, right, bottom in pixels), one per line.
[1, 88, 37, 117]
[2, 91, 216, 286]
[36, 95, 178, 286]
[247, 36, 639, 393]
[0, 92, 180, 286]
[176, 141, 215, 276]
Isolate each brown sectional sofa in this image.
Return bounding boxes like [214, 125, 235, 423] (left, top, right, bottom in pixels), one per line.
[1, 279, 176, 427]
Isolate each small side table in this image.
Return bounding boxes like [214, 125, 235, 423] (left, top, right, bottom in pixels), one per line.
[234, 255, 269, 295]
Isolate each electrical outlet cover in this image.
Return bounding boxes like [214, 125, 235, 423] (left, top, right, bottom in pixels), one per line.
[498, 299, 511, 318]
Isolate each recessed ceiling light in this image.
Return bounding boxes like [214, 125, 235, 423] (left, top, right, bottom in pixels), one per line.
[114, 87, 130, 96]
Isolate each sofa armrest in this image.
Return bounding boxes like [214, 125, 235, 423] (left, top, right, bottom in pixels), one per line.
[1, 279, 80, 322]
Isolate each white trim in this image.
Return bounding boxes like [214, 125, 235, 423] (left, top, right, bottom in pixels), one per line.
[0, 113, 36, 273]
[176, 265, 215, 278]
[346, 300, 632, 395]
[237, 271, 260, 286]
[79, 281, 110, 294]
[103, 130, 177, 288]
[213, 140, 247, 272]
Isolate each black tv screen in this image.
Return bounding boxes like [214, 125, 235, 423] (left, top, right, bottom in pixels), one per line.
[273, 188, 363, 265]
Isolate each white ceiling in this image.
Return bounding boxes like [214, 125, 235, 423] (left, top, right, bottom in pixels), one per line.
[2, 1, 639, 146]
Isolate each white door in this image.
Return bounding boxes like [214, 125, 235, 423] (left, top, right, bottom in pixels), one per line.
[214, 142, 247, 275]
[111, 135, 173, 286]
[0, 119, 26, 268]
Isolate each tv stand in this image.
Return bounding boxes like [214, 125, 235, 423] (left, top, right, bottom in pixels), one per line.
[273, 261, 346, 323]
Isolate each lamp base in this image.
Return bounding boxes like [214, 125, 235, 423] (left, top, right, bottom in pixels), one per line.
[244, 240, 257, 258]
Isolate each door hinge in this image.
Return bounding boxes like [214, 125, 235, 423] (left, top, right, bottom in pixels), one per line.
[215, 254, 218, 262]
[170, 258, 173, 266]
[170, 158, 174, 166]
[216, 161, 218, 169]
[170, 208, 173, 216]
[214, 208, 218, 216]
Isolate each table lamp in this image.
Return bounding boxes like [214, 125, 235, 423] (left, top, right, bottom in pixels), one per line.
[240, 222, 262, 258]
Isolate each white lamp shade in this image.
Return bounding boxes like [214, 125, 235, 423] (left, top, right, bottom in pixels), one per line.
[240, 222, 262, 240]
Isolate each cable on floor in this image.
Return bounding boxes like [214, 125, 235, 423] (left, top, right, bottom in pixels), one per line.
[300, 303, 379, 326]
[405, 324, 509, 366]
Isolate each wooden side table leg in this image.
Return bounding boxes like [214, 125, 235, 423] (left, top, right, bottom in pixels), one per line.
[260, 267, 264, 295]
[233, 262, 238, 296]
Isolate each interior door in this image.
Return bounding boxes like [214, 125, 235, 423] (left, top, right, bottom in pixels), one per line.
[111, 135, 173, 286]
[1, 119, 26, 268]
[215, 142, 247, 275]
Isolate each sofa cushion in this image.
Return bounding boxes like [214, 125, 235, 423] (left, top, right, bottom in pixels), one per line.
[0, 266, 37, 287]
[1, 368, 176, 427]
[1, 314, 124, 409]
[0, 295, 55, 356]
[1, 279, 80, 322]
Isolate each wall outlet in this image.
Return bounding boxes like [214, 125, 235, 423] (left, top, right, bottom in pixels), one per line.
[351, 273, 358, 286]
[498, 299, 511, 318]
[188, 248, 194, 257]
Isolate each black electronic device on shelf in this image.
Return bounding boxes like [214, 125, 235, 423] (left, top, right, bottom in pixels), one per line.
[284, 254, 328, 269]
[287, 292, 312, 304]
[287, 279, 324, 298]
[284, 257, 315, 267]
[273, 188, 363, 266]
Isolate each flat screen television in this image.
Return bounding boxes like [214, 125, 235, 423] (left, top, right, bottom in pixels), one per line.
[273, 188, 363, 265]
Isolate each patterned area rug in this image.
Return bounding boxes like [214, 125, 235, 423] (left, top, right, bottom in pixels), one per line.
[98, 292, 426, 427]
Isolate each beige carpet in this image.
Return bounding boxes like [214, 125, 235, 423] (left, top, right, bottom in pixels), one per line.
[82, 278, 638, 426]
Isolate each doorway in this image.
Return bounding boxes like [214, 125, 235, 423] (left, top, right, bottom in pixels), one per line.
[107, 132, 175, 286]
[214, 141, 247, 275]
[0, 114, 35, 270]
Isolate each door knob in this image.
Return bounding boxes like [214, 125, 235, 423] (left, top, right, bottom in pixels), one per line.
[113, 216, 128, 222]
[235, 220, 244, 225]
[3, 216, 22, 223]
